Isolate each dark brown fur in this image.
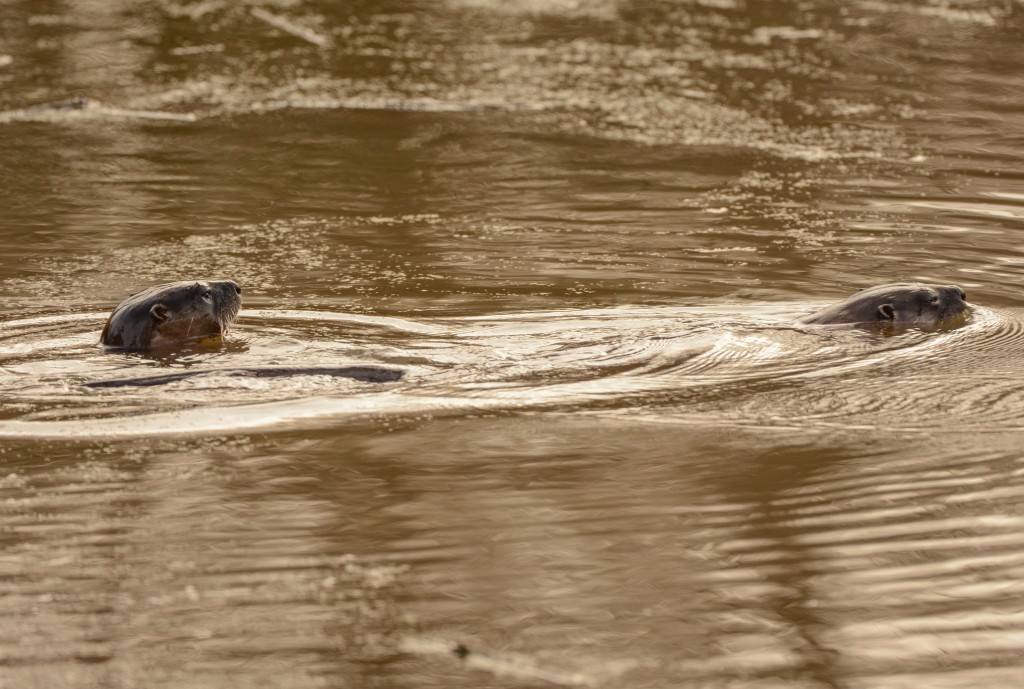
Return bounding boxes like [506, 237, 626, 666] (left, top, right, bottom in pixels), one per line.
[798, 283, 968, 328]
[100, 280, 242, 349]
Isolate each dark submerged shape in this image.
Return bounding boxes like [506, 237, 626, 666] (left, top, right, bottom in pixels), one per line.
[798, 283, 968, 328]
[84, 365, 404, 388]
[100, 280, 242, 349]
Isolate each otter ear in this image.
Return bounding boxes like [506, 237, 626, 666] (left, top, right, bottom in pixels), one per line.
[150, 304, 170, 323]
[877, 303, 896, 321]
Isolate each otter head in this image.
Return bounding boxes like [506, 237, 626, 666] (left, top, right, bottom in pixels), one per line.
[100, 280, 242, 349]
[799, 283, 969, 330]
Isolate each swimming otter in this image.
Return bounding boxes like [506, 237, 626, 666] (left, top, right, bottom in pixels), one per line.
[100, 280, 242, 349]
[798, 283, 968, 328]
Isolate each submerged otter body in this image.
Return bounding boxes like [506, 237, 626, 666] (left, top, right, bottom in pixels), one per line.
[100, 280, 242, 349]
[798, 283, 968, 329]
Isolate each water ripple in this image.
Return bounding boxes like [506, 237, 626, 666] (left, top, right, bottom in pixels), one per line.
[1, 303, 1023, 437]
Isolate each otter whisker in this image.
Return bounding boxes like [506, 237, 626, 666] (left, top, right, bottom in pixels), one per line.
[100, 279, 242, 349]
[798, 282, 969, 332]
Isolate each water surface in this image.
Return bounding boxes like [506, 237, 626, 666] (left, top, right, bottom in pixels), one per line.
[2, 1, 1024, 687]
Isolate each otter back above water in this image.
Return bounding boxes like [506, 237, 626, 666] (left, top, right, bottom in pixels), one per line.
[82, 365, 405, 388]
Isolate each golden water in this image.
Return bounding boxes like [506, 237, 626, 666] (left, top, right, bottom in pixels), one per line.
[1, 1, 1023, 687]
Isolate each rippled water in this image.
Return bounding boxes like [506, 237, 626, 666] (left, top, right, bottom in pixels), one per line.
[2, 1, 1024, 687]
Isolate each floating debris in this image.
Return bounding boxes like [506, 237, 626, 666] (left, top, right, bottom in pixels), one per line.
[400, 636, 597, 688]
[250, 7, 331, 48]
[748, 26, 827, 44]
[170, 44, 225, 56]
[0, 96, 197, 124]
[273, 96, 543, 113]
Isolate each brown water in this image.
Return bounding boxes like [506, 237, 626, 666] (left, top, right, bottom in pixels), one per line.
[2, 1, 1024, 687]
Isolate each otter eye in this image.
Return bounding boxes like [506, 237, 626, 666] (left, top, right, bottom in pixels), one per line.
[201, 290, 213, 300]
[929, 295, 940, 304]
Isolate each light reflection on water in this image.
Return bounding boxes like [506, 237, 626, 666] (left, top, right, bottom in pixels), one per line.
[1, 0, 1024, 687]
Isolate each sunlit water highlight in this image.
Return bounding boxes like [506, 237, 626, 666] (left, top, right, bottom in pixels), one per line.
[2, 304, 1018, 439]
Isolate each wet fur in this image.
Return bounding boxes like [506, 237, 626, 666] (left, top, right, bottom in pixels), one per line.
[100, 280, 241, 349]
[798, 283, 968, 328]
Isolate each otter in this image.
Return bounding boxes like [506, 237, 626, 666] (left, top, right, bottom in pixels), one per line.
[798, 283, 968, 328]
[100, 280, 242, 349]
